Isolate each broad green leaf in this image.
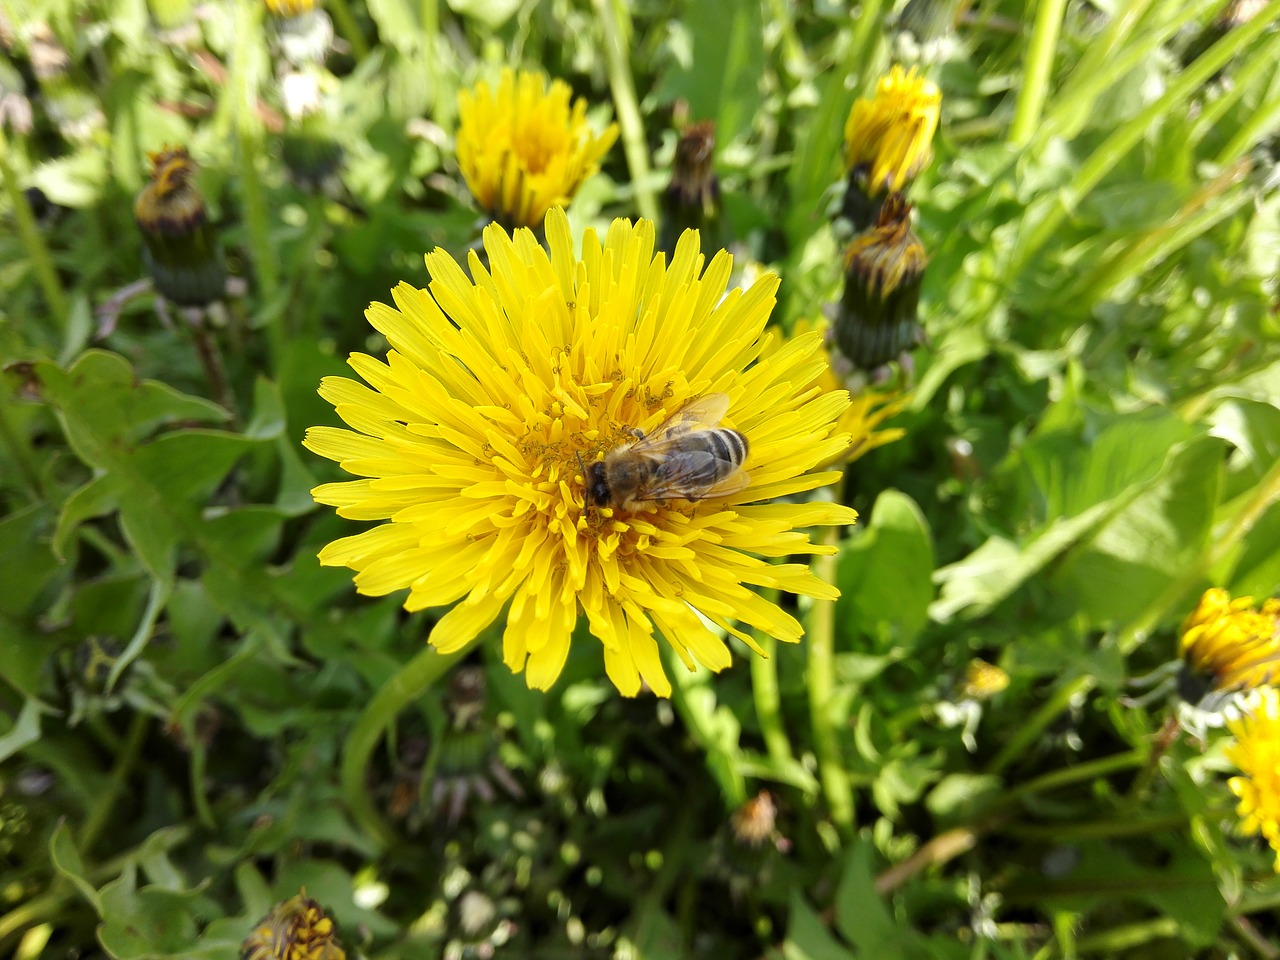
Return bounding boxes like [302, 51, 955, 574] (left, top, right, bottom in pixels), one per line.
[652, 0, 764, 147]
[0, 502, 63, 621]
[834, 839, 903, 958]
[785, 888, 851, 960]
[1054, 434, 1223, 623]
[837, 490, 935, 647]
[0, 698, 45, 763]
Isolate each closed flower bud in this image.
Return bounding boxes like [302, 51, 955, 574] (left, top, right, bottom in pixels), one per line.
[660, 120, 721, 255]
[133, 146, 226, 307]
[241, 891, 346, 960]
[833, 194, 926, 374]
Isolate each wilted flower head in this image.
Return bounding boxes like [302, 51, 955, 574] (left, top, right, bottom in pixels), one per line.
[731, 790, 779, 847]
[1227, 689, 1280, 870]
[305, 208, 857, 696]
[833, 194, 927, 374]
[456, 69, 618, 230]
[241, 891, 346, 960]
[844, 65, 941, 195]
[134, 146, 226, 307]
[1177, 587, 1280, 708]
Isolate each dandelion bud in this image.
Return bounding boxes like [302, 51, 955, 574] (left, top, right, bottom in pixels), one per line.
[833, 194, 926, 375]
[133, 146, 226, 307]
[280, 70, 343, 189]
[841, 65, 940, 231]
[660, 120, 720, 255]
[241, 891, 346, 960]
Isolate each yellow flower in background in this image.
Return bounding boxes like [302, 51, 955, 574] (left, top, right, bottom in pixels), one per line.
[961, 658, 1010, 701]
[264, 0, 318, 16]
[1177, 587, 1280, 705]
[844, 65, 941, 194]
[772, 317, 907, 467]
[241, 891, 346, 960]
[456, 69, 618, 229]
[1227, 690, 1280, 871]
[305, 209, 856, 696]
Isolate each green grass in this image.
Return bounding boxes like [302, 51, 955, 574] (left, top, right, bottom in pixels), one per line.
[2, 1, 1280, 958]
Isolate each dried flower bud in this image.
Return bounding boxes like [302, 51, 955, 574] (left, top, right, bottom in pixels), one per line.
[833, 194, 926, 374]
[660, 120, 721, 254]
[134, 146, 226, 307]
[731, 790, 778, 848]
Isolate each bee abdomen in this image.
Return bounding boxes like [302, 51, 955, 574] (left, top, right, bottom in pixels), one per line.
[707, 428, 748, 467]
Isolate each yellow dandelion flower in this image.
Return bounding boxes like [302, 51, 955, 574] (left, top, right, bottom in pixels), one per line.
[844, 65, 941, 194]
[1227, 690, 1280, 871]
[773, 317, 907, 467]
[304, 208, 857, 696]
[456, 69, 618, 229]
[1177, 587, 1280, 706]
[241, 890, 346, 960]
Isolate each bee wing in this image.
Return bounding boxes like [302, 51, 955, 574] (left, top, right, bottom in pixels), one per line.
[633, 393, 732, 449]
[631, 450, 751, 502]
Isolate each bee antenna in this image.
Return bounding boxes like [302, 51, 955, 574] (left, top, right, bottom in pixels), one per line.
[575, 450, 586, 478]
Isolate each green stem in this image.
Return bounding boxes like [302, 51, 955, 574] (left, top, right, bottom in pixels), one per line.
[0, 130, 70, 331]
[749, 627, 794, 768]
[1009, 0, 1068, 146]
[340, 638, 480, 848]
[593, 0, 657, 222]
[1010, 0, 1280, 278]
[1216, 83, 1280, 165]
[987, 674, 1090, 774]
[1001, 747, 1145, 804]
[0, 390, 45, 503]
[79, 712, 149, 855]
[846, 0, 887, 93]
[327, 0, 370, 59]
[1192, 33, 1280, 144]
[806, 529, 853, 836]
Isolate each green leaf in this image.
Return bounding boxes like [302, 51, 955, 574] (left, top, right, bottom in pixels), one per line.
[98, 864, 206, 959]
[785, 888, 851, 960]
[833, 839, 901, 958]
[837, 491, 935, 647]
[50, 821, 103, 916]
[652, 0, 764, 147]
[1054, 435, 1223, 623]
[0, 502, 63, 621]
[0, 698, 46, 763]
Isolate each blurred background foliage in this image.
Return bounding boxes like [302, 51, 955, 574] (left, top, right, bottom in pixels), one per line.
[1, 0, 1280, 957]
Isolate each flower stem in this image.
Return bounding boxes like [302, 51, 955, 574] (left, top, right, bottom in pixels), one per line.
[327, 0, 369, 59]
[592, 0, 657, 222]
[0, 130, 70, 332]
[1009, 0, 1067, 146]
[749, 625, 794, 767]
[78, 712, 149, 855]
[846, 0, 887, 93]
[340, 638, 480, 848]
[806, 529, 854, 836]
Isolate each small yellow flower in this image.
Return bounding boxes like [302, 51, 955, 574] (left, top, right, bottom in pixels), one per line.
[133, 146, 226, 307]
[241, 891, 346, 960]
[961, 658, 1009, 700]
[456, 69, 618, 229]
[844, 65, 941, 194]
[264, 0, 318, 16]
[777, 317, 907, 466]
[1227, 690, 1280, 870]
[305, 209, 857, 696]
[1178, 587, 1280, 704]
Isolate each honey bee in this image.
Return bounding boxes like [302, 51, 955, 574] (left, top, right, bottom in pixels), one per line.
[583, 393, 750, 512]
